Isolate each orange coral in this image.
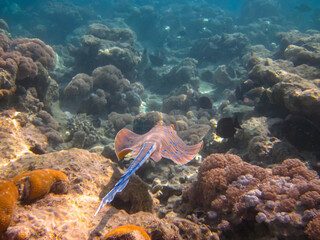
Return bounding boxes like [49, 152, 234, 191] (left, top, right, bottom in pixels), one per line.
[184, 154, 320, 239]
[305, 214, 320, 240]
[300, 191, 320, 208]
[103, 225, 151, 240]
[11, 169, 69, 202]
[0, 179, 19, 233]
[272, 158, 318, 181]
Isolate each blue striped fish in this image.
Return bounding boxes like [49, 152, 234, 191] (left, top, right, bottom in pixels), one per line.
[94, 124, 203, 216]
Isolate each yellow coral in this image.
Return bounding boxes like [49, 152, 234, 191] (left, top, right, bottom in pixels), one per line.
[0, 179, 19, 233]
[11, 169, 69, 201]
[103, 225, 151, 240]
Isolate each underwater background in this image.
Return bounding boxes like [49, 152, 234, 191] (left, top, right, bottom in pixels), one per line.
[1, 0, 320, 239]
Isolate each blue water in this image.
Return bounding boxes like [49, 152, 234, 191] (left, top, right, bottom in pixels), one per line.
[1, 0, 319, 45]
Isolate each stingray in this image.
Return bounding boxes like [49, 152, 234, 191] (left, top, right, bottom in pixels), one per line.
[94, 124, 203, 216]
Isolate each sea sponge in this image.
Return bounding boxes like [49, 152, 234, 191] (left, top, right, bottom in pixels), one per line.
[103, 225, 151, 240]
[11, 169, 69, 202]
[0, 180, 19, 233]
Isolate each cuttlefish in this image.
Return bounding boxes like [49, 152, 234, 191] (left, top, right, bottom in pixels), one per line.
[94, 123, 203, 216]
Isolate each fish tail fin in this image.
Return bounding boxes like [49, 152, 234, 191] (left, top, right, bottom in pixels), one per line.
[94, 177, 129, 217]
[94, 142, 156, 216]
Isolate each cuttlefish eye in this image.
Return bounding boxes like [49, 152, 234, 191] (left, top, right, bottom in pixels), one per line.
[169, 124, 175, 130]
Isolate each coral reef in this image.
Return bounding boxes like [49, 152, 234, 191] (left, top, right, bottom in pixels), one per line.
[10, 38, 55, 71]
[305, 212, 320, 240]
[162, 94, 189, 114]
[132, 112, 163, 134]
[63, 73, 93, 101]
[233, 30, 320, 164]
[63, 65, 142, 115]
[161, 58, 200, 94]
[109, 112, 134, 132]
[239, 0, 280, 23]
[0, 110, 48, 166]
[64, 113, 110, 149]
[0, 31, 58, 112]
[0, 180, 18, 233]
[30, 110, 63, 146]
[40, 1, 96, 43]
[1, 2, 320, 240]
[190, 33, 250, 63]
[11, 169, 69, 202]
[183, 154, 320, 239]
[69, 23, 140, 80]
[243, 30, 320, 118]
[0, 139, 215, 239]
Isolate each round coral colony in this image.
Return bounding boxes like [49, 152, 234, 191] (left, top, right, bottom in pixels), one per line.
[11, 169, 69, 202]
[0, 179, 19, 233]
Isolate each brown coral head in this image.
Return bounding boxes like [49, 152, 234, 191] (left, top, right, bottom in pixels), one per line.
[0, 69, 16, 99]
[50, 179, 70, 195]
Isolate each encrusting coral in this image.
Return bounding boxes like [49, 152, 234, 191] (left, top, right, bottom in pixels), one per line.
[103, 225, 151, 240]
[11, 169, 69, 202]
[305, 212, 320, 240]
[0, 180, 19, 233]
[183, 154, 320, 239]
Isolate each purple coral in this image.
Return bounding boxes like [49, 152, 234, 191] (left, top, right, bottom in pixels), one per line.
[183, 154, 320, 239]
[10, 38, 55, 71]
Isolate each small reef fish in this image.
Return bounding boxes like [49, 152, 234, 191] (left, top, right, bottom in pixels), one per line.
[216, 117, 242, 138]
[94, 124, 203, 216]
[198, 95, 213, 109]
[282, 114, 320, 151]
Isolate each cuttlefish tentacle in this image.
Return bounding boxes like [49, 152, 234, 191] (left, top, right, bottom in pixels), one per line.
[94, 124, 203, 216]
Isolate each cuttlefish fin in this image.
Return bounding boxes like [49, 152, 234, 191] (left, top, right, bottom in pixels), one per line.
[114, 128, 143, 160]
[94, 142, 156, 216]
